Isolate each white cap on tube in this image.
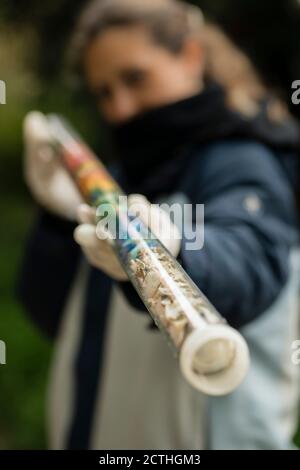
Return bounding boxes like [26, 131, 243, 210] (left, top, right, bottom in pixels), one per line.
[180, 325, 250, 396]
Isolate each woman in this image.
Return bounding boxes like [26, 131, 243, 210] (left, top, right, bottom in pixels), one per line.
[19, 0, 300, 449]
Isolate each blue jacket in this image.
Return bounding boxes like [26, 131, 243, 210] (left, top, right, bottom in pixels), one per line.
[17, 139, 299, 449]
[18, 139, 299, 335]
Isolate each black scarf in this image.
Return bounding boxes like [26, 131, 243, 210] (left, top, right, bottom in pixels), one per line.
[109, 83, 300, 200]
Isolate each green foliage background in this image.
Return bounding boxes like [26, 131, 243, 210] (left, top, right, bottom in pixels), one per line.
[0, 0, 299, 449]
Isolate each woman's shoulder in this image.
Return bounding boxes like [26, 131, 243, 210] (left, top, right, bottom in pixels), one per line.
[190, 139, 282, 172]
[187, 139, 294, 185]
[181, 139, 297, 203]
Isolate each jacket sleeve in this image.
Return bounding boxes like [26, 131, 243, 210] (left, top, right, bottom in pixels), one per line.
[180, 141, 298, 329]
[119, 141, 298, 330]
[16, 208, 81, 339]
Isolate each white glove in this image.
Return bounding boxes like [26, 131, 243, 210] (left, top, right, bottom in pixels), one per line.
[23, 111, 83, 220]
[74, 194, 181, 281]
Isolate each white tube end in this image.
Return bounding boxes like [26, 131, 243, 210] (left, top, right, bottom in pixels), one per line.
[179, 325, 250, 396]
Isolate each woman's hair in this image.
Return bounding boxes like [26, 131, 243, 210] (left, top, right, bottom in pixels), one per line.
[69, 0, 288, 120]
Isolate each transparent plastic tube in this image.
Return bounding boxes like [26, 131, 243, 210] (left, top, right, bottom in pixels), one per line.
[47, 114, 250, 396]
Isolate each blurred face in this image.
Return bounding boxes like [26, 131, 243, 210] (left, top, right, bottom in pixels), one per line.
[84, 25, 204, 124]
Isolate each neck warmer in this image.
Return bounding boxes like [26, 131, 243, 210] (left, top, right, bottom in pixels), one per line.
[109, 83, 300, 200]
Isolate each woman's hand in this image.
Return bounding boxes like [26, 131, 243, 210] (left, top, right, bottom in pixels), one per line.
[74, 194, 181, 281]
[23, 111, 83, 220]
